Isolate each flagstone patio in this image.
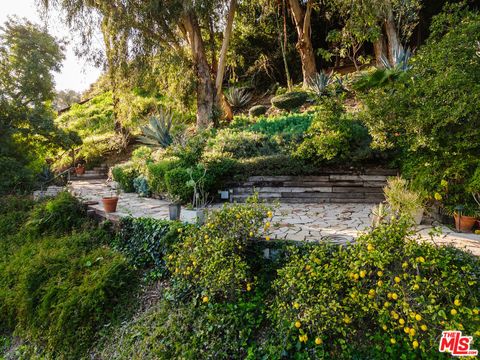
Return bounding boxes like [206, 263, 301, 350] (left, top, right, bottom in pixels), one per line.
[69, 179, 480, 256]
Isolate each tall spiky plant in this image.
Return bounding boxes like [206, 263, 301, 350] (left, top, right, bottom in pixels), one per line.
[307, 71, 334, 96]
[224, 87, 253, 113]
[138, 109, 174, 148]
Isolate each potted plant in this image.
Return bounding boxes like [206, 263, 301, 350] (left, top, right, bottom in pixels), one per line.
[383, 177, 424, 225]
[452, 204, 478, 233]
[102, 189, 120, 213]
[180, 165, 208, 224]
[75, 163, 85, 176]
[167, 194, 182, 221]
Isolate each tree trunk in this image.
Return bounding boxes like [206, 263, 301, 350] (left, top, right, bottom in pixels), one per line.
[384, 8, 402, 65]
[288, 0, 317, 86]
[182, 12, 215, 129]
[215, 0, 237, 104]
[373, 33, 387, 67]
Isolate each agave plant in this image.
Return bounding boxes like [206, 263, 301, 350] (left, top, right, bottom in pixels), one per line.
[380, 46, 412, 71]
[138, 109, 174, 148]
[224, 87, 253, 112]
[308, 71, 334, 96]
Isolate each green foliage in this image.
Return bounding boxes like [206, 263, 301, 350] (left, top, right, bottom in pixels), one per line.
[112, 164, 140, 193]
[235, 155, 318, 179]
[307, 71, 334, 96]
[0, 156, 34, 194]
[248, 104, 268, 117]
[204, 128, 279, 159]
[271, 91, 308, 111]
[0, 194, 137, 359]
[26, 192, 87, 236]
[138, 110, 174, 148]
[114, 217, 181, 278]
[164, 167, 192, 204]
[133, 175, 150, 197]
[361, 10, 480, 205]
[296, 100, 372, 164]
[384, 177, 424, 217]
[147, 159, 178, 195]
[267, 218, 480, 358]
[168, 196, 272, 302]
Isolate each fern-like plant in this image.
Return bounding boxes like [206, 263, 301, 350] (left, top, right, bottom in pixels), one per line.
[225, 87, 253, 112]
[138, 109, 174, 148]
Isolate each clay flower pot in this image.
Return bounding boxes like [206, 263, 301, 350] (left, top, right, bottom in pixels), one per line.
[76, 165, 85, 175]
[454, 213, 477, 233]
[102, 196, 119, 213]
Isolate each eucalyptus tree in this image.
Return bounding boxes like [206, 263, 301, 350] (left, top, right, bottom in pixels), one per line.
[42, 0, 239, 129]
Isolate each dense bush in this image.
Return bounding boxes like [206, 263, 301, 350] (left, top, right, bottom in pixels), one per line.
[271, 91, 308, 111]
[114, 217, 182, 278]
[266, 218, 480, 358]
[296, 100, 372, 164]
[249, 104, 268, 117]
[112, 164, 140, 193]
[360, 10, 480, 206]
[164, 167, 192, 203]
[26, 192, 87, 236]
[0, 194, 137, 358]
[147, 159, 178, 195]
[0, 156, 34, 194]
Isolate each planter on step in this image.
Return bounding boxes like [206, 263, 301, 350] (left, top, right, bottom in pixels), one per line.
[102, 196, 119, 213]
[169, 203, 181, 221]
[75, 165, 85, 176]
[180, 208, 206, 225]
[454, 213, 477, 233]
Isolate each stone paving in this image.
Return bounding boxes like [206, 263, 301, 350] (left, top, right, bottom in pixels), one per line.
[69, 179, 480, 256]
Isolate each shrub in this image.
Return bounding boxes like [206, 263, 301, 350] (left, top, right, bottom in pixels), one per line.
[235, 155, 318, 179]
[114, 217, 182, 278]
[26, 192, 87, 236]
[266, 218, 480, 358]
[204, 128, 279, 159]
[112, 164, 139, 193]
[147, 160, 178, 195]
[168, 196, 273, 302]
[295, 100, 372, 164]
[249, 104, 268, 117]
[164, 167, 192, 204]
[271, 91, 308, 111]
[0, 156, 34, 194]
[133, 175, 150, 197]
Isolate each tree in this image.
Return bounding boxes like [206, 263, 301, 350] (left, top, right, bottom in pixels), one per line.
[287, 0, 318, 85]
[42, 0, 239, 129]
[0, 18, 66, 191]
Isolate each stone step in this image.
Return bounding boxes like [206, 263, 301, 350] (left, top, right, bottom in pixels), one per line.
[70, 174, 108, 181]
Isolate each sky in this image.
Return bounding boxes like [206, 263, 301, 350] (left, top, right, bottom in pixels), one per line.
[0, 0, 103, 93]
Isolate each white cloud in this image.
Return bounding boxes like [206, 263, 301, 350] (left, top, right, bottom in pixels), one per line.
[0, 0, 103, 92]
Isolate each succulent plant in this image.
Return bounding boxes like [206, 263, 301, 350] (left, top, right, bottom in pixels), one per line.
[307, 71, 334, 96]
[224, 87, 253, 112]
[138, 109, 174, 148]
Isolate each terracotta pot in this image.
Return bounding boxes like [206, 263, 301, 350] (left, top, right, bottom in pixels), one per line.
[102, 197, 119, 213]
[454, 213, 477, 233]
[76, 165, 85, 175]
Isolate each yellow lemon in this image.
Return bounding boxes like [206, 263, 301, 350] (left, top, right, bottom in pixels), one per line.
[377, 271, 383, 277]
[369, 289, 376, 296]
[404, 327, 410, 334]
[343, 316, 352, 324]
[249, 232, 254, 237]
[421, 324, 427, 331]
[177, 228, 183, 233]
[412, 340, 419, 349]
[305, 265, 312, 271]
[315, 337, 323, 345]
[246, 284, 252, 291]
[360, 270, 367, 278]
[387, 292, 392, 299]
[391, 293, 398, 300]
[267, 211, 273, 218]
[399, 318, 405, 325]
[454, 299, 461, 306]
[415, 314, 422, 321]
[417, 256, 425, 263]
[377, 280, 384, 287]
[384, 301, 390, 308]
[265, 221, 271, 228]
[409, 328, 416, 336]
[451, 309, 457, 315]
[295, 321, 301, 328]
[265, 236, 271, 241]
[473, 309, 479, 315]
[353, 273, 359, 280]
[413, 284, 420, 290]
[402, 262, 408, 268]
[202, 296, 209, 303]
[382, 325, 387, 330]
[390, 338, 396, 344]
[434, 192, 442, 201]
[393, 313, 399, 320]
[367, 244, 374, 251]
[394, 276, 401, 283]
[293, 302, 300, 309]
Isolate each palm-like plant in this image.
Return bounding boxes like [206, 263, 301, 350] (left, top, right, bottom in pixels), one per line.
[224, 87, 253, 112]
[138, 109, 174, 148]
